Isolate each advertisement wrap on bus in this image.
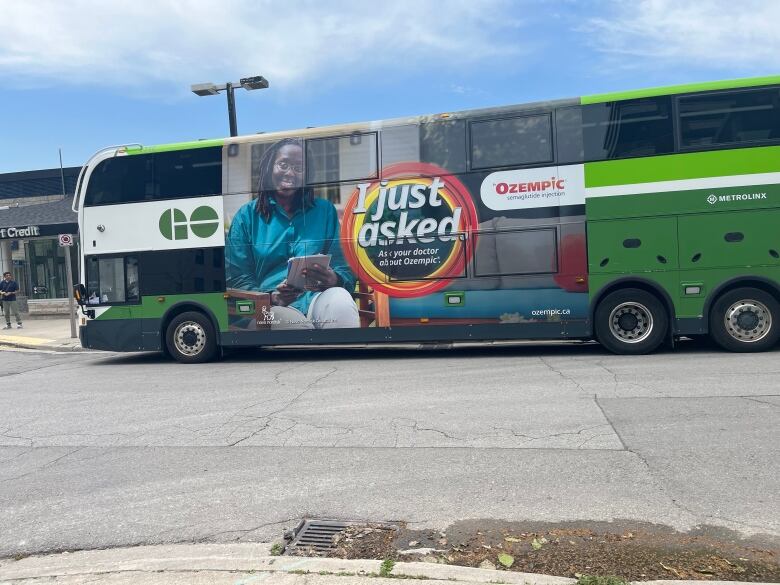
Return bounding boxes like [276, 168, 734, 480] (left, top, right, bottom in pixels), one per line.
[220, 137, 588, 335]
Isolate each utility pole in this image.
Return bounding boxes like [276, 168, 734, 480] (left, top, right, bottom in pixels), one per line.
[60, 148, 77, 339]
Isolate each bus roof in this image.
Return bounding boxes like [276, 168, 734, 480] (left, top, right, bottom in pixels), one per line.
[581, 74, 780, 104]
[123, 74, 780, 156]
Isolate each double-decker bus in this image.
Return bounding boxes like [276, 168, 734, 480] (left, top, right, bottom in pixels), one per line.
[73, 75, 780, 362]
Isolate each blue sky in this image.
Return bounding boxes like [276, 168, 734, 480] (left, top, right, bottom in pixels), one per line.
[0, 0, 777, 173]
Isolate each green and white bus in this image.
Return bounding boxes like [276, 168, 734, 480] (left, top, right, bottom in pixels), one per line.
[73, 75, 780, 362]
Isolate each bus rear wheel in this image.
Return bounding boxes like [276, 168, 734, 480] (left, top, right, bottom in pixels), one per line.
[709, 287, 780, 352]
[165, 311, 218, 363]
[595, 288, 668, 355]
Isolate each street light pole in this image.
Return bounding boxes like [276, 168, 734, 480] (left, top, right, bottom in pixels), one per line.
[225, 82, 238, 137]
[191, 76, 269, 138]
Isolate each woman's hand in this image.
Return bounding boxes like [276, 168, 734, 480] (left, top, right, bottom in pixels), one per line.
[303, 263, 339, 290]
[271, 281, 302, 306]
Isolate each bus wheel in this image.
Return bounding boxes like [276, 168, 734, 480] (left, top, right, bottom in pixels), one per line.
[709, 287, 780, 352]
[595, 288, 668, 355]
[165, 311, 218, 363]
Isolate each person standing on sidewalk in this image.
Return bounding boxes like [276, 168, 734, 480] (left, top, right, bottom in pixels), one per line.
[0, 271, 23, 329]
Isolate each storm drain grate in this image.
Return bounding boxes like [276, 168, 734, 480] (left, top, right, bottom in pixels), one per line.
[286, 519, 351, 552]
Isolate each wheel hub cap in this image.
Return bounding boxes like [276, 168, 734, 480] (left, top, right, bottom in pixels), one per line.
[174, 321, 206, 356]
[724, 300, 771, 343]
[609, 302, 654, 343]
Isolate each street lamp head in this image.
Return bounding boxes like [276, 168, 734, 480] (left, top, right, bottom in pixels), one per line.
[239, 75, 269, 91]
[191, 82, 219, 96]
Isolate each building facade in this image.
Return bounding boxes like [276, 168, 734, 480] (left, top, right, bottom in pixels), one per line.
[0, 167, 81, 307]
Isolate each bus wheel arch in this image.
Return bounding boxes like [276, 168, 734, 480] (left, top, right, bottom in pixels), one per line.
[591, 280, 673, 355]
[706, 279, 780, 352]
[161, 303, 221, 363]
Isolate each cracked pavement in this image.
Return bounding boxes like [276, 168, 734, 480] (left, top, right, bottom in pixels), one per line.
[0, 341, 778, 556]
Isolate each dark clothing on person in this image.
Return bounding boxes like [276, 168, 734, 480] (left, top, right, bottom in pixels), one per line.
[0, 279, 18, 301]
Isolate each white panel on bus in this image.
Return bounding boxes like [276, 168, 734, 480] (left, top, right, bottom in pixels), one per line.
[479, 164, 585, 211]
[82, 196, 225, 254]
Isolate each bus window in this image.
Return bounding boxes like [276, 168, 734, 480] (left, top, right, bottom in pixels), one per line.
[470, 114, 553, 170]
[556, 106, 584, 164]
[381, 125, 422, 170]
[153, 148, 222, 199]
[84, 155, 150, 206]
[381, 122, 467, 176]
[85, 255, 138, 304]
[84, 147, 222, 206]
[138, 248, 225, 295]
[581, 97, 674, 161]
[473, 228, 558, 276]
[420, 119, 467, 174]
[306, 132, 378, 184]
[679, 88, 780, 148]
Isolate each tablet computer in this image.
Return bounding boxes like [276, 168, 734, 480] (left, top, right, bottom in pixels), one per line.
[286, 254, 332, 290]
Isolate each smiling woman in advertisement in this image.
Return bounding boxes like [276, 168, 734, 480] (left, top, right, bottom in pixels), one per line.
[225, 137, 359, 330]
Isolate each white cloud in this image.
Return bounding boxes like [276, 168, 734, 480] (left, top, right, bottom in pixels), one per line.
[0, 0, 525, 94]
[585, 0, 780, 71]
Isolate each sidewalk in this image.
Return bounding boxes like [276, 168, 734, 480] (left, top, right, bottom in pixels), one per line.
[0, 316, 84, 352]
[1, 542, 763, 585]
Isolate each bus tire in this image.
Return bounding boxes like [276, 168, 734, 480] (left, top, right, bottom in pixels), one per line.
[595, 288, 668, 355]
[709, 287, 780, 352]
[165, 311, 218, 363]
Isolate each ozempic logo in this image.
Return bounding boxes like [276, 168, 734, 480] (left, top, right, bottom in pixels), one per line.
[159, 206, 220, 240]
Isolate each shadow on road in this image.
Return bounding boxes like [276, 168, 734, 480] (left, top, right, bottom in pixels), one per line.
[89, 336, 777, 367]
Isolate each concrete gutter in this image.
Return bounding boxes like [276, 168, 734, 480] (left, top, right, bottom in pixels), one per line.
[0, 543, 773, 585]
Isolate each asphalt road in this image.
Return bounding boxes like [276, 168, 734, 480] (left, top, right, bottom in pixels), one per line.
[1, 341, 778, 557]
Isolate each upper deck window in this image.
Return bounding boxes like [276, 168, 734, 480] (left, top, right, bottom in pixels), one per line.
[470, 114, 552, 169]
[305, 132, 378, 184]
[84, 147, 222, 206]
[679, 88, 780, 148]
[580, 97, 674, 161]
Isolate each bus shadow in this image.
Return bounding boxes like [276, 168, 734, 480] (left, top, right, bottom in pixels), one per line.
[90, 336, 773, 366]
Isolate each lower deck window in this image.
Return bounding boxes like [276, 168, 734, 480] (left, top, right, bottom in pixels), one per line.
[86, 256, 139, 304]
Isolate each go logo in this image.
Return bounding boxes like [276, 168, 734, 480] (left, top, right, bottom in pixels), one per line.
[159, 206, 220, 240]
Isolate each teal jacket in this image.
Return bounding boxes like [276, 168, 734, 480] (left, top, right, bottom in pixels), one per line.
[225, 198, 356, 315]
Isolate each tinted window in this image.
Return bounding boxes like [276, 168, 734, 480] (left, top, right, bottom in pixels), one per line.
[154, 148, 222, 199]
[581, 97, 674, 160]
[85, 147, 222, 206]
[379, 121, 467, 175]
[679, 88, 780, 148]
[85, 255, 138, 304]
[471, 114, 552, 169]
[473, 228, 558, 276]
[556, 106, 585, 164]
[139, 248, 225, 296]
[420, 120, 467, 173]
[306, 133, 378, 184]
[381, 125, 421, 170]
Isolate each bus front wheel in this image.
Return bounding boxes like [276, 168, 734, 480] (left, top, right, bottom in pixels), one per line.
[595, 288, 668, 355]
[709, 287, 780, 352]
[165, 311, 218, 363]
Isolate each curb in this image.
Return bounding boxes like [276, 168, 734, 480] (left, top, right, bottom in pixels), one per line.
[0, 544, 773, 585]
[0, 339, 87, 352]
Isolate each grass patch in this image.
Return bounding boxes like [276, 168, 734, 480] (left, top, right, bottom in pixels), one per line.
[270, 542, 284, 556]
[380, 558, 396, 577]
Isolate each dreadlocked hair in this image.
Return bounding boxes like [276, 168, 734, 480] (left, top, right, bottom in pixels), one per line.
[254, 137, 314, 222]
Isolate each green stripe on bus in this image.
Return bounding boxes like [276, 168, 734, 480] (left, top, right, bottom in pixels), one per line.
[584, 145, 780, 188]
[96, 292, 228, 331]
[580, 75, 780, 105]
[125, 139, 224, 155]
